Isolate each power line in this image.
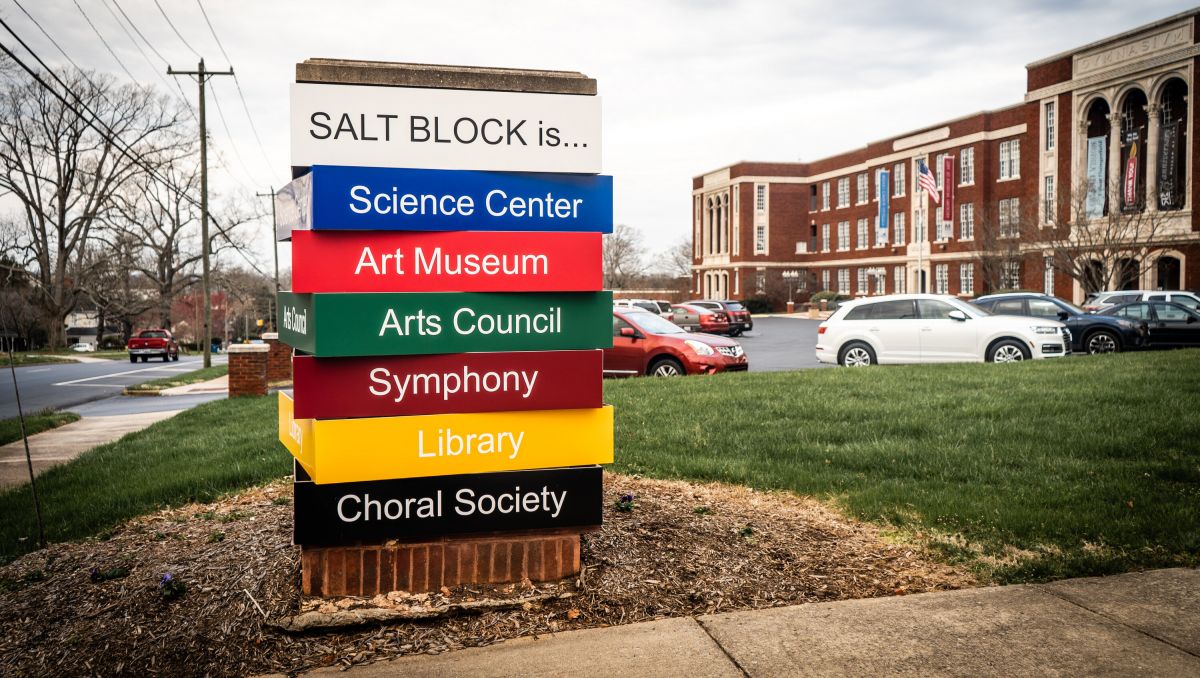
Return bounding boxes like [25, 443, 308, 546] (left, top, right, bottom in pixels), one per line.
[71, 0, 138, 82]
[98, 0, 187, 108]
[195, 0, 276, 178]
[103, 0, 198, 123]
[109, 0, 170, 64]
[209, 82, 269, 188]
[153, 0, 201, 58]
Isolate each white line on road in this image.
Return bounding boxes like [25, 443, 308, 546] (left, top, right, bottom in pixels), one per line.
[27, 368, 51, 373]
[53, 364, 194, 386]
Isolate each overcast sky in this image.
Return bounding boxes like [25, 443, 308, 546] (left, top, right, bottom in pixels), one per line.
[3, 0, 1197, 272]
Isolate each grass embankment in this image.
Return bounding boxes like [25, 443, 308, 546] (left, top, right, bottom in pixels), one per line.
[608, 350, 1200, 582]
[5, 354, 75, 366]
[0, 396, 285, 563]
[0, 410, 81, 446]
[0, 350, 1196, 581]
[124, 364, 228, 394]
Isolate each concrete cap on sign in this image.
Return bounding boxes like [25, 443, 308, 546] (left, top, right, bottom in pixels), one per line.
[227, 343, 270, 353]
[295, 59, 597, 95]
[262, 332, 280, 340]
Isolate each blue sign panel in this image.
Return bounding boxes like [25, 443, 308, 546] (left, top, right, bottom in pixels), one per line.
[877, 170, 889, 234]
[275, 165, 613, 239]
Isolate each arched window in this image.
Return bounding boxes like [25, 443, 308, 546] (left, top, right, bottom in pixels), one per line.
[1085, 98, 1111, 217]
[1156, 255, 1181, 289]
[1157, 78, 1188, 211]
[1083, 259, 1106, 294]
[1116, 257, 1140, 290]
[1118, 89, 1148, 212]
[706, 198, 714, 255]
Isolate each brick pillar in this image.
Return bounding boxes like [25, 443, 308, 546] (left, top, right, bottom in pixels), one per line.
[300, 532, 580, 596]
[261, 332, 292, 382]
[227, 344, 270, 397]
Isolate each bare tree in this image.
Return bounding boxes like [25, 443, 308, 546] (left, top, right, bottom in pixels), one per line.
[972, 198, 1038, 293]
[602, 223, 647, 289]
[0, 64, 187, 346]
[1044, 178, 1171, 295]
[658, 235, 694, 279]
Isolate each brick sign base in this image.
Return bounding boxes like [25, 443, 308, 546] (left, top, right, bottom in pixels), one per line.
[300, 531, 581, 596]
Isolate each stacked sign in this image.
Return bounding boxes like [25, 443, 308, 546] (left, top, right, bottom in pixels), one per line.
[275, 74, 613, 580]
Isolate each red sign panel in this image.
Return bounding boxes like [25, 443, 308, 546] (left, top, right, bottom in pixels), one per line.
[942, 155, 954, 223]
[1124, 142, 1139, 209]
[292, 350, 603, 419]
[290, 230, 603, 293]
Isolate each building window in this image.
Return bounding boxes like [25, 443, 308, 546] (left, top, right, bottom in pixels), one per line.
[893, 163, 906, 196]
[856, 218, 869, 249]
[893, 212, 905, 245]
[872, 269, 885, 295]
[960, 263, 974, 295]
[755, 224, 766, 254]
[837, 221, 849, 251]
[755, 185, 766, 212]
[875, 216, 888, 247]
[959, 202, 974, 240]
[959, 147, 974, 185]
[837, 268, 850, 294]
[822, 269, 831, 291]
[894, 266, 906, 293]
[857, 268, 868, 294]
[821, 182, 830, 210]
[1044, 101, 1055, 152]
[1043, 175, 1054, 224]
[821, 223, 830, 252]
[999, 139, 1020, 180]
[756, 269, 766, 294]
[999, 198, 1020, 238]
[837, 178, 849, 208]
[935, 264, 949, 294]
[935, 153, 948, 189]
[856, 173, 868, 204]
[1002, 261, 1021, 289]
[1044, 256, 1054, 295]
[936, 206, 953, 242]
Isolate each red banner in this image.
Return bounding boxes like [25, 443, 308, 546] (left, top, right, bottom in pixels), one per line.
[290, 230, 603, 293]
[291, 350, 603, 419]
[1124, 141, 1139, 209]
[942, 155, 955, 222]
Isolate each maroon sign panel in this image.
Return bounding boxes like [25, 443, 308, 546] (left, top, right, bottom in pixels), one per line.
[290, 230, 603, 293]
[942, 154, 954, 223]
[292, 350, 603, 419]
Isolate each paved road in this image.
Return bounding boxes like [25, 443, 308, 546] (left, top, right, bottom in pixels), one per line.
[735, 316, 832, 372]
[0, 354, 228, 419]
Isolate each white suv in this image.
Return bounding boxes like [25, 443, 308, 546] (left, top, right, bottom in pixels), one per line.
[816, 294, 1069, 366]
[1084, 290, 1200, 313]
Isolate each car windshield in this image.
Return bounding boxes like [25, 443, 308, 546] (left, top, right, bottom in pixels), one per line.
[627, 312, 686, 335]
[723, 302, 746, 311]
[958, 300, 991, 316]
[1056, 299, 1086, 314]
[138, 331, 167, 338]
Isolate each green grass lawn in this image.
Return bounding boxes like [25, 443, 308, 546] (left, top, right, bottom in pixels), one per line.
[5, 354, 76, 366]
[124, 364, 228, 393]
[0, 410, 81, 446]
[0, 350, 1196, 582]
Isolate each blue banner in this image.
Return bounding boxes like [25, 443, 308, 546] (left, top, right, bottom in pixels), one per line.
[1086, 137, 1107, 219]
[877, 170, 889, 233]
[276, 165, 613, 239]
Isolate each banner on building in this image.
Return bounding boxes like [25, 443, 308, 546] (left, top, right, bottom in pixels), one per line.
[1122, 140, 1140, 210]
[941, 155, 954, 222]
[1085, 136, 1107, 218]
[1158, 121, 1181, 210]
[877, 170, 889, 233]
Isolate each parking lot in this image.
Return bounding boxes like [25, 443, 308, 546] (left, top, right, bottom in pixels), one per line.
[735, 316, 831, 372]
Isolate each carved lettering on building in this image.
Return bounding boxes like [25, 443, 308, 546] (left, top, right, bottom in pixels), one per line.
[1074, 24, 1191, 76]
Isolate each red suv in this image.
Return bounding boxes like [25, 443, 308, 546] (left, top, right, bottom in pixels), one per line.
[690, 300, 753, 336]
[605, 307, 748, 377]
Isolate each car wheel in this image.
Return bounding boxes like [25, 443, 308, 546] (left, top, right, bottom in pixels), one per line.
[163, 353, 170, 362]
[171, 353, 179, 361]
[838, 342, 876, 367]
[647, 357, 685, 377]
[1085, 330, 1120, 354]
[129, 355, 137, 363]
[728, 328, 742, 337]
[988, 339, 1030, 363]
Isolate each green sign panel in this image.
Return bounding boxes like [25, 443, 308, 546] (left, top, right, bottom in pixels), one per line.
[278, 291, 613, 357]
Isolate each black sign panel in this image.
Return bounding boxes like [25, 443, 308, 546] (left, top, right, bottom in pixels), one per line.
[293, 464, 603, 546]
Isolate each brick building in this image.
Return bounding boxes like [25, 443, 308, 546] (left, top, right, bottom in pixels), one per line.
[692, 10, 1200, 305]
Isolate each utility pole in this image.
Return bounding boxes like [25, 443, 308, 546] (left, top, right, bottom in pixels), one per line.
[169, 59, 234, 368]
[255, 187, 280, 331]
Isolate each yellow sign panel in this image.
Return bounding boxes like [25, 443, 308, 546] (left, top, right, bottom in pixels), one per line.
[277, 391, 612, 484]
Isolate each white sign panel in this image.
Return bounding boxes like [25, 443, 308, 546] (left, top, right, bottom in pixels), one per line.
[290, 83, 602, 173]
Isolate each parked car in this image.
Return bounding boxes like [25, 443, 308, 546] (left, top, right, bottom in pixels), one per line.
[614, 298, 672, 317]
[816, 294, 1069, 366]
[669, 303, 731, 335]
[606, 307, 748, 376]
[68, 342, 95, 353]
[127, 329, 180, 363]
[689, 300, 753, 335]
[1098, 301, 1200, 348]
[1083, 290, 1200, 313]
[973, 292, 1147, 354]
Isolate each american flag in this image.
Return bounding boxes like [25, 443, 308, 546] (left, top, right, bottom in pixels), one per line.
[917, 159, 941, 204]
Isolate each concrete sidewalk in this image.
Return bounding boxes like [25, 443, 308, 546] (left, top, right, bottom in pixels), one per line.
[159, 374, 228, 395]
[307, 568, 1199, 677]
[0, 409, 182, 487]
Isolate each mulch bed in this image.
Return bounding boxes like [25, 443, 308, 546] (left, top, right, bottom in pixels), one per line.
[0, 474, 976, 676]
